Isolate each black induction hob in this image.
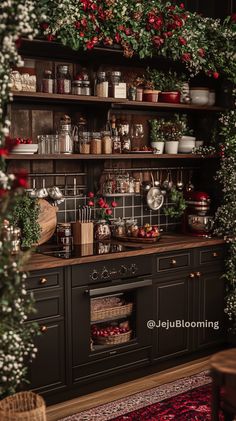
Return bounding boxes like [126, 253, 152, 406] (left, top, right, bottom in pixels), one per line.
[37, 242, 142, 259]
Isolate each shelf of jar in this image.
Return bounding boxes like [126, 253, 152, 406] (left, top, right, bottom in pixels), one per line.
[11, 91, 224, 112]
[6, 153, 219, 160]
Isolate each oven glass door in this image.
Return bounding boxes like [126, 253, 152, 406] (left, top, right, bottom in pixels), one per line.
[72, 278, 152, 366]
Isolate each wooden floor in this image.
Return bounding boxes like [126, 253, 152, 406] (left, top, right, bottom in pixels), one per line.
[47, 355, 212, 421]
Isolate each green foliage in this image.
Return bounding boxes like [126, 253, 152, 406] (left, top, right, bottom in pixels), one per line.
[146, 69, 186, 92]
[10, 195, 41, 248]
[164, 188, 187, 219]
[149, 114, 185, 143]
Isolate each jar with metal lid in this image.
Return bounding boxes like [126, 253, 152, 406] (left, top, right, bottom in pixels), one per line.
[72, 80, 83, 95]
[90, 132, 102, 154]
[134, 178, 141, 194]
[126, 219, 138, 237]
[112, 218, 126, 237]
[42, 69, 54, 93]
[58, 115, 73, 154]
[102, 131, 112, 154]
[56, 65, 71, 94]
[82, 80, 91, 96]
[96, 71, 109, 98]
[110, 71, 121, 85]
[109, 71, 126, 98]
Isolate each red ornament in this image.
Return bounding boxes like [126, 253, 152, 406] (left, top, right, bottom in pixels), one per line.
[180, 3, 185, 9]
[111, 201, 117, 208]
[213, 71, 219, 79]
[106, 209, 112, 216]
[47, 34, 55, 42]
[88, 192, 94, 198]
[152, 36, 164, 48]
[182, 52, 191, 62]
[198, 48, 205, 57]
[179, 36, 187, 45]
[88, 200, 94, 206]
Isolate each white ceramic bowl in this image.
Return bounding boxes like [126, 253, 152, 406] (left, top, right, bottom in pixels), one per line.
[190, 88, 209, 105]
[195, 140, 204, 148]
[178, 136, 196, 153]
[12, 144, 38, 154]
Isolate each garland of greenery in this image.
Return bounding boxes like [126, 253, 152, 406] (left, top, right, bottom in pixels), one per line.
[0, 0, 41, 398]
[214, 105, 236, 332]
[0, 0, 236, 400]
[40, 0, 236, 82]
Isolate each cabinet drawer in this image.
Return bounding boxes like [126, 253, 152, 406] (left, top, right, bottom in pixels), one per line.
[199, 247, 225, 266]
[28, 289, 64, 321]
[73, 347, 151, 382]
[157, 252, 191, 273]
[26, 268, 63, 291]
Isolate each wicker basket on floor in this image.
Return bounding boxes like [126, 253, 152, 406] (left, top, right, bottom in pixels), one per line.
[91, 302, 133, 322]
[95, 330, 132, 345]
[0, 391, 46, 421]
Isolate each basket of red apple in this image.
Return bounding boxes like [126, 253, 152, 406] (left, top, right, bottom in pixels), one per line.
[92, 321, 132, 345]
[118, 224, 161, 243]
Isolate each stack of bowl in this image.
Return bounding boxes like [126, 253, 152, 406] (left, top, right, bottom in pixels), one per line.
[178, 136, 196, 153]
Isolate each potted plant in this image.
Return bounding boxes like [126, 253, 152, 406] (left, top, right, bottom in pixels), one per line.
[140, 74, 161, 103]
[87, 193, 117, 240]
[177, 114, 196, 153]
[162, 115, 184, 154]
[146, 69, 185, 103]
[149, 119, 165, 154]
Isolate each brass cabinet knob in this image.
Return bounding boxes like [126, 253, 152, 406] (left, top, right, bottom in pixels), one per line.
[171, 259, 177, 266]
[40, 277, 47, 285]
[212, 252, 219, 258]
[195, 271, 202, 278]
[189, 273, 195, 278]
[40, 325, 48, 333]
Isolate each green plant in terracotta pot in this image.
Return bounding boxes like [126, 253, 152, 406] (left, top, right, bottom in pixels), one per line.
[141, 74, 161, 103]
[146, 69, 186, 103]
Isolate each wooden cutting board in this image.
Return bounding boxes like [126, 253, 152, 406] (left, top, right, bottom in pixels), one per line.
[37, 199, 58, 245]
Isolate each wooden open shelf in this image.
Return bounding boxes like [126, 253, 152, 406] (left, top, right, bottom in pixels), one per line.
[12, 91, 224, 112]
[6, 153, 219, 160]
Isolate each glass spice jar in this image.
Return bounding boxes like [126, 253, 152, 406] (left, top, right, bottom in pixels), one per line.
[72, 80, 83, 95]
[94, 220, 111, 240]
[82, 80, 91, 96]
[90, 132, 102, 154]
[102, 131, 112, 154]
[121, 132, 131, 153]
[57, 223, 72, 245]
[112, 129, 122, 154]
[136, 88, 143, 101]
[96, 71, 109, 98]
[42, 69, 54, 93]
[56, 65, 71, 94]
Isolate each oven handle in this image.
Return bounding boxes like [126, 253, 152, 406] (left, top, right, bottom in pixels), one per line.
[85, 279, 152, 297]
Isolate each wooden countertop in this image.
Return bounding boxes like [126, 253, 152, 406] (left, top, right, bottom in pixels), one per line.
[24, 234, 226, 272]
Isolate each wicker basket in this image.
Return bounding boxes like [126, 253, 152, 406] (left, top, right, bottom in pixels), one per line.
[91, 302, 133, 322]
[0, 391, 46, 421]
[95, 330, 132, 345]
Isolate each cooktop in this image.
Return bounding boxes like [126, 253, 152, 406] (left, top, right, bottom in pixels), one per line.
[37, 242, 142, 259]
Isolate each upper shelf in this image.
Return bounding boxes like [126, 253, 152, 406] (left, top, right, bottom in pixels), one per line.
[6, 153, 219, 160]
[12, 92, 224, 112]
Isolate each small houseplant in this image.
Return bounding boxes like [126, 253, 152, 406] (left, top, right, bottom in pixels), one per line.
[162, 115, 184, 154]
[149, 119, 165, 154]
[178, 114, 196, 153]
[146, 69, 186, 103]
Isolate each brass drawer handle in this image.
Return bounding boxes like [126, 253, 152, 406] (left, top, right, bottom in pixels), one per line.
[212, 252, 219, 258]
[40, 277, 47, 285]
[195, 272, 202, 278]
[40, 325, 48, 333]
[189, 273, 195, 278]
[171, 259, 177, 266]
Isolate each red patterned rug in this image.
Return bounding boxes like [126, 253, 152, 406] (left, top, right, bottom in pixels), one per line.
[58, 371, 218, 421]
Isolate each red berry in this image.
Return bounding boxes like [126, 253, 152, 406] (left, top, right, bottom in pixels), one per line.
[88, 192, 94, 198]
[88, 200, 94, 206]
[213, 72, 219, 79]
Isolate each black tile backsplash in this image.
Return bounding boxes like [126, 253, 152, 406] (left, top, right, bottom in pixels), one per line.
[57, 194, 181, 232]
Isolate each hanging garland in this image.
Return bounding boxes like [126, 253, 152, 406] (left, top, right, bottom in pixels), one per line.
[0, 0, 43, 398]
[214, 105, 236, 332]
[40, 0, 236, 82]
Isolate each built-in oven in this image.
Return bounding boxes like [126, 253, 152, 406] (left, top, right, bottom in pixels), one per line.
[71, 256, 153, 379]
